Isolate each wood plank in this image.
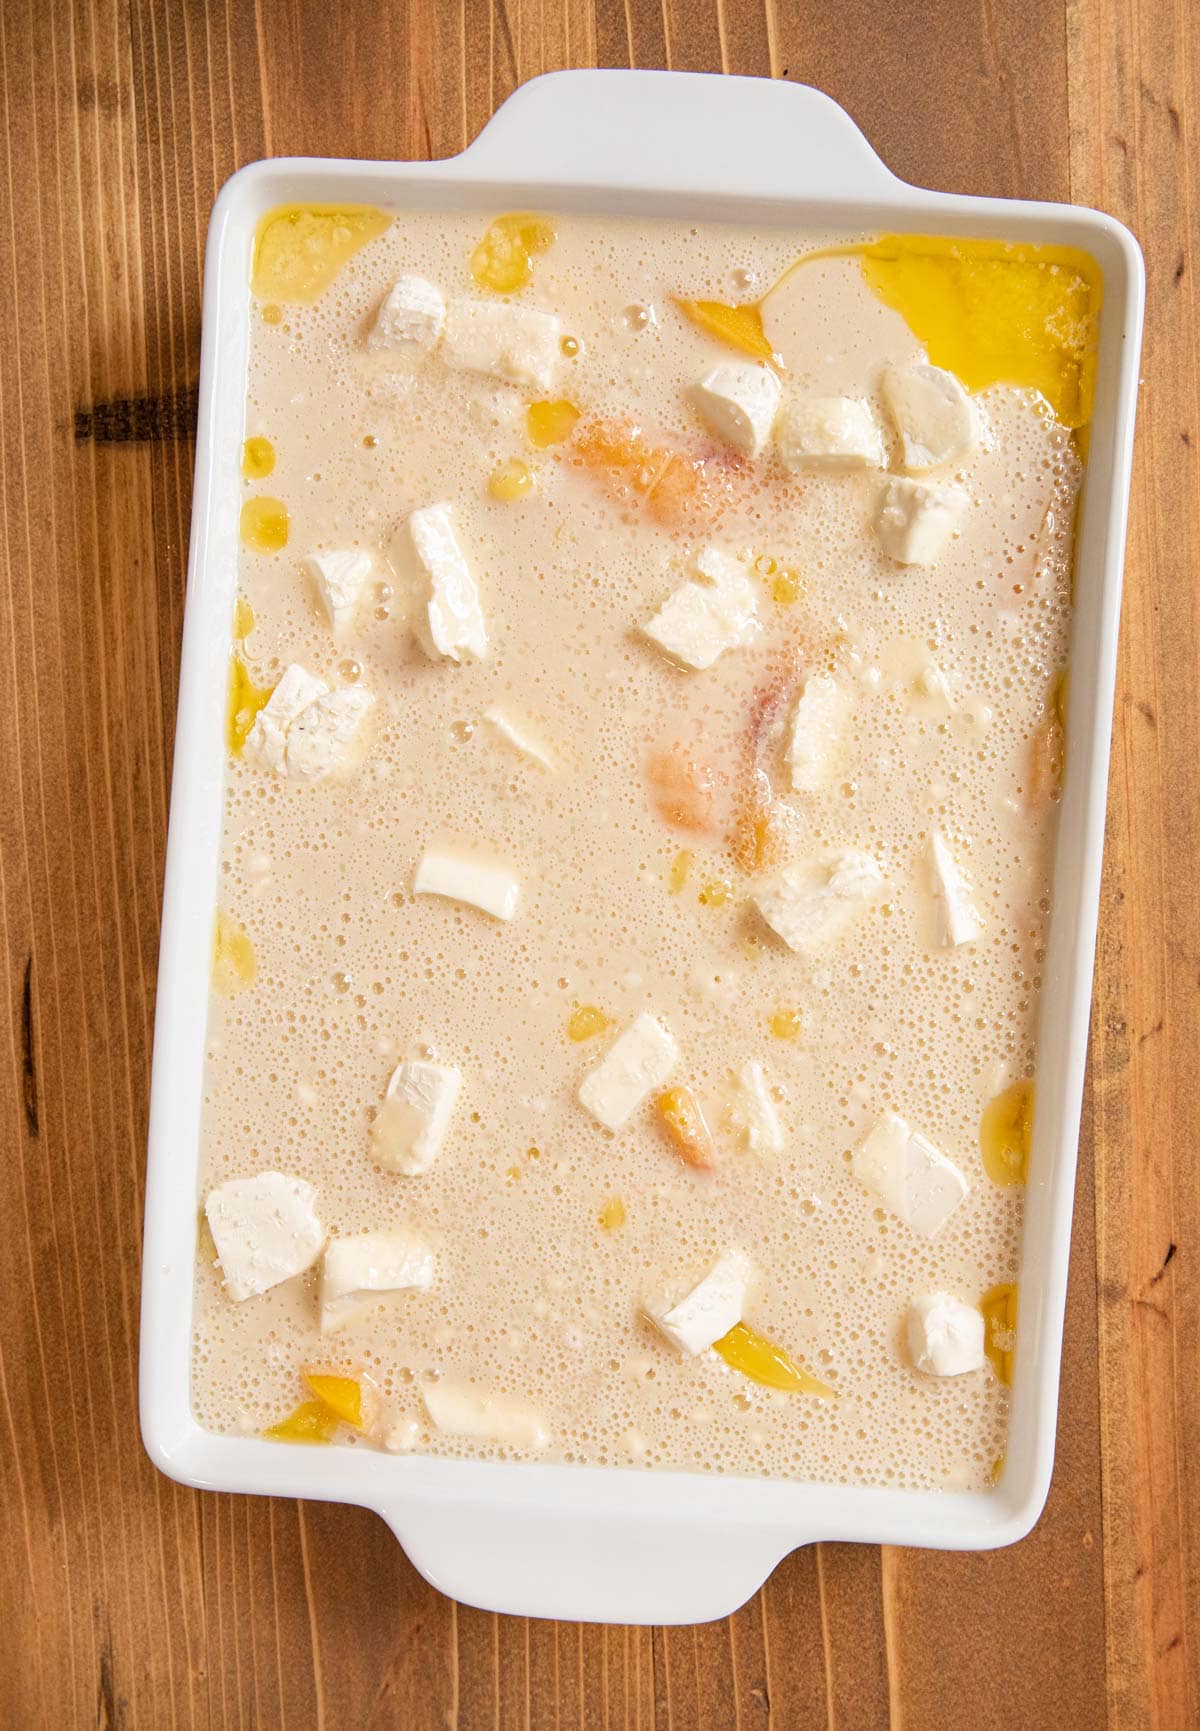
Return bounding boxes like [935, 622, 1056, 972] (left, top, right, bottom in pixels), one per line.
[1066, 0, 1200, 1726]
[0, 0, 1195, 1724]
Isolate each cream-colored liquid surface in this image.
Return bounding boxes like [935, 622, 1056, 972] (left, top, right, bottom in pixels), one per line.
[193, 212, 1078, 1490]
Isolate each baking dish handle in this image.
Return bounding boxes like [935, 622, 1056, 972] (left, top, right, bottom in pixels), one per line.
[380, 1496, 791, 1625]
[458, 70, 901, 202]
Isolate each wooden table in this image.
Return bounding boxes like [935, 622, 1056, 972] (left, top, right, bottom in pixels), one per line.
[1, 1, 1194, 1725]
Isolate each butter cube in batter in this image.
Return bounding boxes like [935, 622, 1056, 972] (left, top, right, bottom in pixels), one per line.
[321, 1229, 435, 1331]
[371, 1060, 462, 1175]
[692, 362, 781, 457]
[368, 274, 446, 354]
[205, 1172, 325, 1302]
[753, 849, 883, 952]
[853, 1110, 968, 1238]
[303, 548, 374, 636]
[643, 1250, 753, 1356]
[579, 1013, 678, 1131]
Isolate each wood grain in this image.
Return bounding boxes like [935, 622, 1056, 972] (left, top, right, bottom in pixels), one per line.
[0, 0, 1194, 1724]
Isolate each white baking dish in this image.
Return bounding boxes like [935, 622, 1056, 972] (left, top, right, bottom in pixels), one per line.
[140, 69, 1143, 1626]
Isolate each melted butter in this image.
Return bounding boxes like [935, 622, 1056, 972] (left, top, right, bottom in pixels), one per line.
[240, 496, 289, 553]
[598, 1197, 626, 1232]
[251, 204, 392, 303]
[488, 458, 534, 501]
[471, 213, 556, 294]
[241, 436, 275, 479]
[857, 236, 1101, 430]
[981, 1079, 1035, 1186]
[233, 597, 255, 640]
[526, 399, 580, 448]
[567, 1004, 611, 1042]
[681, 235, 1101, 430]
[713, 1322, 835, 1397]
[212, 910, 255, 995]
[227, 656, 272, 755]
[981, 1284, 1019, 1385]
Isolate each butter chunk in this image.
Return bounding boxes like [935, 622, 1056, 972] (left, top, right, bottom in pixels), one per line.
[414, 845, 521, 920]
[928, 831, 983, 947]
[726, 1061, 784, 1155]
[205, 1172, 324, 1302]
[788, 671, 850, 793]
[881, 362, 977, 472]
[875, 477, 967, 566]
[321, 1229, 435, 1331]
[371, 1059, 462, 1175]
[853, 1110, 968, 1238]
[401, 502, 487, 663]
[483, 706, 557, 772]
[753, 849, 883, 952]
[643, 1250, 753, 1356]
[244, 664, 372, 782]
[368, 274, 446, 354]
[244, 664, 328, 775]
[303, 548, 374, 636]
[285, 687, 375, 782]
[422, 1381, 548, 1449]
[692, 362, 781, 457]
[776, 395, 884, 470]
[579, 1012, 678, 1131]
[639, 551, 760, 671]
[442, 298, 561, 389]
[906, 1292, 986, 1375]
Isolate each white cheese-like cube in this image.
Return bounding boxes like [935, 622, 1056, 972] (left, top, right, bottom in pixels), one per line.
[441, 299, 561, 389]
[639, 558, 760, 671]
[243, 665, 371, 782]
[320, 1229, 435, 1331]
[881, 362, 977, 472]
[693, 546, 745, 586]
[413, 845, 521, 920]
[776, 395, 884, 470]
[692, 362, 781, 457]
[285, 687, 374, 782]
[422, 1381, 548, 1449]
[853, 1110, 968, 1237]
[875, 477, 967, 566]
[788, 671, 850, 793]
[244, 664, 329, 775]
[205, 1172, 324, 1302]
[753, 849, 884, 952]
[578, 1012, 678, 1131]
[928, 831, 983, 947]
[483, 706, 557, 772]
[906, 1292, 986, 1375]
[368, 274, 446, 354]
[371, 1060, 462, 1175]
[726, 1061, 784, 1155]
[643, 1250, 753, 1356]
[401, 502, 487, 663]
[303, 548, 374, 636]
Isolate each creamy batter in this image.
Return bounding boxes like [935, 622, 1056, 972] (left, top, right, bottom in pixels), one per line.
[191, 207, 1088, 1491]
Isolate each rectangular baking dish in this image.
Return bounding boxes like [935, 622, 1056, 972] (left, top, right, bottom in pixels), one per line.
[140, 69, 1144, 1626]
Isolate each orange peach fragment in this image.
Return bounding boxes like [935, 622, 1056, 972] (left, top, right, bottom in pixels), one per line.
[673, 298, 775, 362]
[264, 1399, 339, 1444]
[647, 747, 716, 832]
[303, 1368, 380, 1431]
[655, 1087, 716, 1169]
